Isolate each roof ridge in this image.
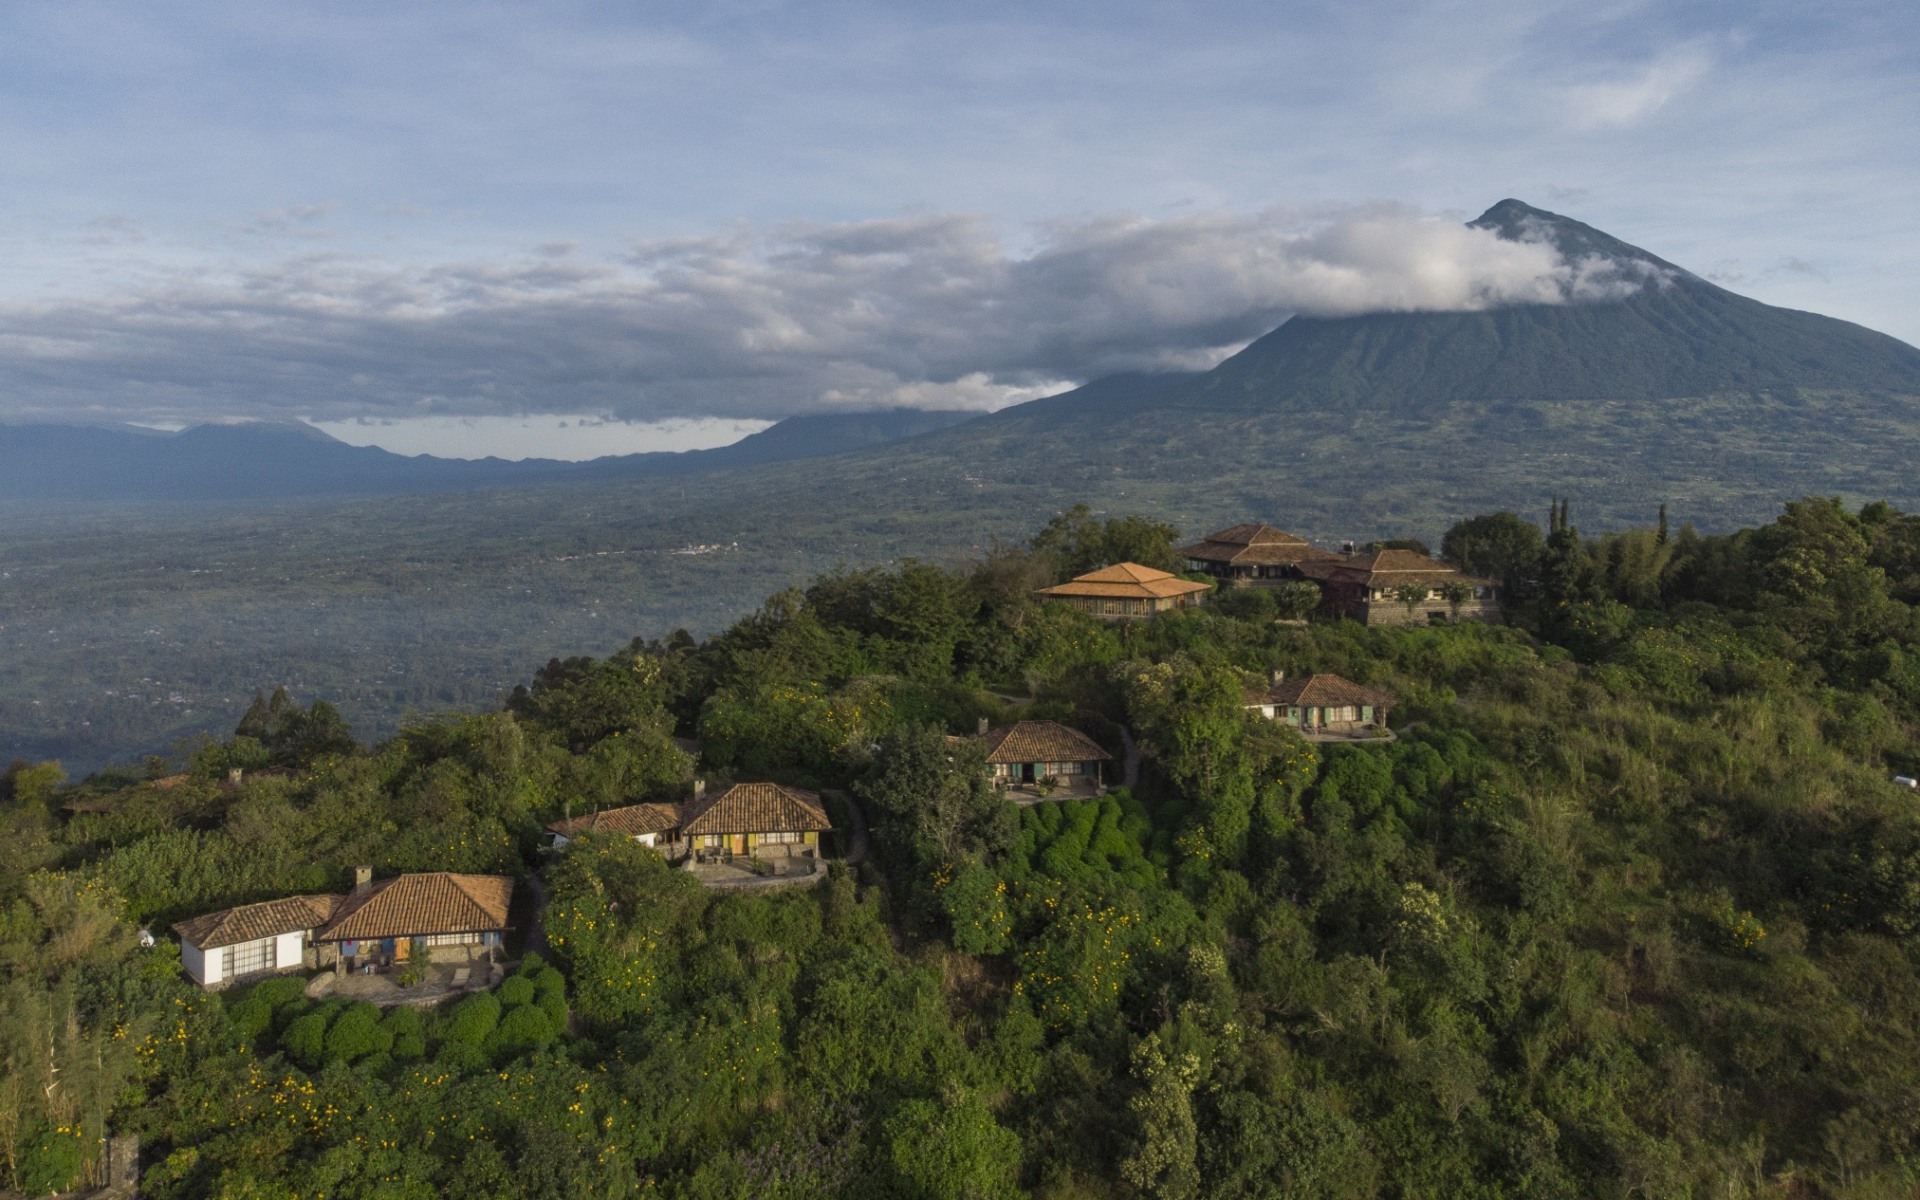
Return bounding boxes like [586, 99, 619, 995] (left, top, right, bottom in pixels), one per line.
[680, 780, 831, 836]
[1214, 522, 1308, 546]
[1253, 670, 1396, 708]
[173, 892, 346, 949]
[1078, 561, 1174, 582]
[978, 719, 1113, 763]
[316, 871, 513, 941]
[446, 873, 492, 912]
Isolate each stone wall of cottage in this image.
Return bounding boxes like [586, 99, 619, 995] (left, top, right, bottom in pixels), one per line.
[1358, 597, 1502, 627]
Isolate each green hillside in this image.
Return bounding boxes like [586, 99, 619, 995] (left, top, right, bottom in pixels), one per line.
[10, 500, 1920, 1196]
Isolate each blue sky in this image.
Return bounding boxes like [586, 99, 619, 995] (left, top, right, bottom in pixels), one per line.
[2, 1, 1915, 454]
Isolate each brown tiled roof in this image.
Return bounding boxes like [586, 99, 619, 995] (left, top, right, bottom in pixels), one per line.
[316, 873, 513, 943]
[1036, 562, 1212, 600]
[1179, 524, 1339, 567]
[1247, 673, 1395, 709]
[1297, 550, 1489, 589]
[173, 894, 342, 950]
[548, 802, 681, 838]
[680, 783, 832, 837]
[978, 720, 1112, 764]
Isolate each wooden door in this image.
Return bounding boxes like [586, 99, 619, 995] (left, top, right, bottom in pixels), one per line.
[731, 834, 748, 856]
[393, 938, 410, 963]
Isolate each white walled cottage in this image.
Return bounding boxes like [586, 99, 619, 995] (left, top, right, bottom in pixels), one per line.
[172, 894, 341, 989]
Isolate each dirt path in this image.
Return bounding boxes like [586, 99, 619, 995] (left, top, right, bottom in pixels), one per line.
[521, 871, 551, 960]
[839, 790, 870, 864]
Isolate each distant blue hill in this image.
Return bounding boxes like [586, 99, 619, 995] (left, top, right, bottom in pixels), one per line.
[0, 408, 981, 504]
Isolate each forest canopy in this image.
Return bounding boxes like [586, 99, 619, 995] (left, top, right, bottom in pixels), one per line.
[6, 498, 1920, 1197]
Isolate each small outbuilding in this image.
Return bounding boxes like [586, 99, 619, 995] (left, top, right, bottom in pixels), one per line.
[172, 894, 341, 989]
[547, 802, 682, 849]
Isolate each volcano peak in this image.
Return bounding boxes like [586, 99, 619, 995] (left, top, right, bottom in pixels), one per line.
[1469, 198, 1685, 278]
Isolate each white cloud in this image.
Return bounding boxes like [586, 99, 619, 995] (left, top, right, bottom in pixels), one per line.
[306, 413, 772, 460]
[0, 204, 1678, 426]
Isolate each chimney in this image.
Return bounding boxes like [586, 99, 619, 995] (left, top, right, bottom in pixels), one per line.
[107, 1136, 139, 1193]
[692, 778, 706, 802]
[977, 716, 990, 736]
[353, 866, 373, 894]
[1341, 540, 1356, 554]
[1271, 669, 1285, 685]
[227, 767, 243, 784]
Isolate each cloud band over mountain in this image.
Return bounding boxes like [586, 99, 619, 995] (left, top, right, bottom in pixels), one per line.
[1, 205, 1658, 425]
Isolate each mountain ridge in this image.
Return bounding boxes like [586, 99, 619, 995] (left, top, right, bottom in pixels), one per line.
[0, 407, 983, 504]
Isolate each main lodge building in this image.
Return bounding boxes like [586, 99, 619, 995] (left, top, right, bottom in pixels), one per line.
[1178, 523, 1338, 583]
[1295, 549, 1498, 625]
[1171, 522, 1500, 627]
[1034, 522, 1497, 626]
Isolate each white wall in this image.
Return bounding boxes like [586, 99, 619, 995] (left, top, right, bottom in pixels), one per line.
[181, 939, 213, 987]
[182, 932, 308, 989]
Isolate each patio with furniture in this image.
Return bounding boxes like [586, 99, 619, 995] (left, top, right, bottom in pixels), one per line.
[307, 960, 504, 1007]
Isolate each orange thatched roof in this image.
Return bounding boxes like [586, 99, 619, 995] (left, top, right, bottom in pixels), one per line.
[1247, 672, 1395, 709]
[978, 720, 1112, 764]
[680, 783, 832, 837]
[174, 894, 342, 950]
[548, 802, 681, 839]
[1297, 549, 1488, 589]
[1179, 524, 1339, 567]
[1036, 562, 1211, 600]
[317, 873, 512, 942]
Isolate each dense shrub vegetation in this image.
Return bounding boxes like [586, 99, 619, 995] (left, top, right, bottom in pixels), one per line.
[6, 496, 1920, 1196]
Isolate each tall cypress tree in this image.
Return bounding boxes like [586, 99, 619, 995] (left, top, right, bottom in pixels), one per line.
[1541, 498, 1592, 613]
